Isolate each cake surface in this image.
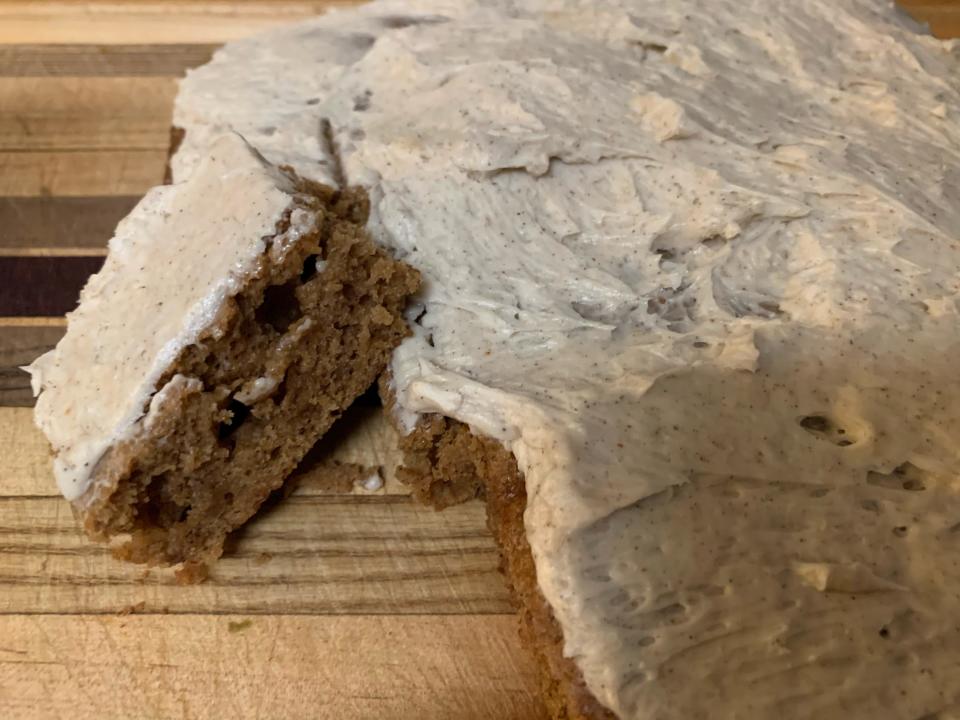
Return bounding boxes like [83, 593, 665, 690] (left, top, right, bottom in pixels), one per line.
[173, 1, 960, 717]
[29, 133, 419, 565]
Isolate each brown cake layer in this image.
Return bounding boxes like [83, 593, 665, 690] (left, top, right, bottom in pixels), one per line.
[381, 379, 615, 720]
[81, 179, 420, 568]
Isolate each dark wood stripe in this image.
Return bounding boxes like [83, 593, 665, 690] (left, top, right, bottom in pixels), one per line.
[0, 257, 103, 317]
[0, 196, 139, 249]
[163, 126, 186, 184]
[0, 44, 218, 78]
[0, 325, 64, 406]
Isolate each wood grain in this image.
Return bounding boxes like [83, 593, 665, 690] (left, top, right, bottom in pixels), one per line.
[0, 614, 545, 720]
[0, 1, 361, 44]
[0, 407, 52, 493]
[0, 195, 140, 249]
[0, 148, 166, 196]
[0, 77, 176, 151]
[0, 256, 104, 316]
[0, 495, 511, 615]
[0, 44, 218, 77]
[0, 328, 63, 407]
[900, 1, 960, 37]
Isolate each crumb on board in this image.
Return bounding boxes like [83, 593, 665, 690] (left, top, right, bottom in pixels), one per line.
[175, 561, 210, 585]
[292, 458, 383, 494]
[118, 600, 146, 616]
[228, 619, 253, 633]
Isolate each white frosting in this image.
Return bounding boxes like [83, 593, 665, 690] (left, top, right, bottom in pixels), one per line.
[361, 468, 384, 493]
[174, 2, 960, 717]
[29, 134, 318, 502]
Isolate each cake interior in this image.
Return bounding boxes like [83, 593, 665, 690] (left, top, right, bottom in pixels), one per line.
[83, 180, 420, 568]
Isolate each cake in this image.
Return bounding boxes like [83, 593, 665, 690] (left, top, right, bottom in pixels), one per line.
[34, 0, 960, 717]
[28, 133, 419, 567]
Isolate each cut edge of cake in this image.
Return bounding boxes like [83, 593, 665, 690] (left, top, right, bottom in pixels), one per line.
[379, 374, 616, 720]
[31, 135, 421, 569]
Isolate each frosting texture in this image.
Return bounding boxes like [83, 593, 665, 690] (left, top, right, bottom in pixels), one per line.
[173, 1, 960, 717]
[30, 135, 317, 502]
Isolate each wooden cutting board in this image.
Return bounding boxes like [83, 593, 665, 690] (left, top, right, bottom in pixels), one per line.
[0, 2, 957, 719]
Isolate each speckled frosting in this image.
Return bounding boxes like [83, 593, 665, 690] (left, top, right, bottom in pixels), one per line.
[174, 1, 960, 716]
[29, 135, 321, 502]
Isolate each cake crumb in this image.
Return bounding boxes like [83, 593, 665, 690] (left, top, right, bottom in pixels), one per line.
[228, 619, 253, 633]
[118, 600, 146, 616]
[360, 468, 384, 493]
[175, 561, 209, 585]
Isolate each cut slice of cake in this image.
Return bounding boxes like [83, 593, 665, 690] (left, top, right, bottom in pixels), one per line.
[28, 133, 419, 567]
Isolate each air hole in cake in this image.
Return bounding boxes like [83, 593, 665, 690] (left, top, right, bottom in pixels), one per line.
[646, 283, 696, 331]
[630, 39, 668, 55]
[654, 247, 676, 269]
[142, 473, 172, 522]
[256, 279, 302, 333]
[867, 462, 929, 492]
[300, 254, 320, 282]
[381, 15, 449, 29]
[353, 91, 372, 112]
[798, 414, 857, 446]
[138, 472, 192, 530]
[353, 381, 382, 407]
[273, 378, 288, 406]
[219, 397, 251, 441]
[757, 300, 785, 318]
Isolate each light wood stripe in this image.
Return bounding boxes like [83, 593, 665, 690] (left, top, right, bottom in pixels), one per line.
[0, 495, 510, 615]
[0, 247, 108, 256]
[0, 614, 542, 720]
[0, 317, 66, 327]
[0, 408, 51, 490]
[0, 149, 166, 196]
[0, 43, 217, 77]
[0, 77, 176, 151]
[0, 2, 358, 44]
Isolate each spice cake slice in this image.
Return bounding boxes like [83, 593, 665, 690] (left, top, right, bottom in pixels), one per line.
[28, 133, 419, 567]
